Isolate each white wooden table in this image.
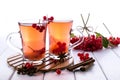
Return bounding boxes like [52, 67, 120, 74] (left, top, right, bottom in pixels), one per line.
[0, 34, 120, 80]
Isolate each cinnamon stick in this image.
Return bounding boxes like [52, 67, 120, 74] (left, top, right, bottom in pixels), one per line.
[67, 57, 95, 71]
[80, 62, 94, 71]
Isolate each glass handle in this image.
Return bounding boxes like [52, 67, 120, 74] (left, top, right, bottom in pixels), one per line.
[6, 31, 22, 54]
[69, 28, 84, 50]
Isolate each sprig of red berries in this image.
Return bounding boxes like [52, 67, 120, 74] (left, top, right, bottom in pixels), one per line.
[32, 16, 54, 32]
[77, 52, 89, 61]
[43, 16, 54, 23]
[70, 34, 120, 51]
[32, 23, 46, 32]
[70, 35, 102, 51]
[108, 37, 120, 46]
[17, 62, 37, 76]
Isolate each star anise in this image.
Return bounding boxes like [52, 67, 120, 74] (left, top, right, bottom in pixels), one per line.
[57, 53, 67, 62]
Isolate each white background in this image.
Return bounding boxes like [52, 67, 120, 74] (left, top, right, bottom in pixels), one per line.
[0, 0, 120, 37]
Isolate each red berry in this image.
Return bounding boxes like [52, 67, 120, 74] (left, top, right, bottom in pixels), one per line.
[36, 26, 40, 30]
[56, 69, 61, 75]
[43, 16, 47, 20]
[49, 16, 54, 21]
[41, 26, 45, 30]
[84, 54, 89, 60]
[77, 53, 81, 57]
[85, 53, 89, 57]
[32, 24, 37, 28]
[25, 62, 32, 69]
[57, 41, 61, 45]
[50, 16, 54, 20]
[62, 42, 66, 46]
[41, 47, 45, 53]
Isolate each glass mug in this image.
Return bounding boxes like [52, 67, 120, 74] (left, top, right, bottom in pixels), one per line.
[6, 19, 47, 61]
[48, 20, 84, 59]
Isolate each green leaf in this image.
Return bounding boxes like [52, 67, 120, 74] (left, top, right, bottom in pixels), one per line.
[102, 37, 109, 48]
[70, 33, 75, 38]
[95, 32, 109, 48]
[95, 32, 101, 37]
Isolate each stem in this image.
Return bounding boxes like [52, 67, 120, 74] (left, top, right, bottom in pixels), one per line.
[81, 14, 86, 26]
[27, 46, 36, 52]
[39, 19, 41, 23]
[103, 23, 113, 37]
[85, 13, 90, 25]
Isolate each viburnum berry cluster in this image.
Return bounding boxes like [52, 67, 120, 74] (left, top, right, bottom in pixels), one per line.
[70, 34, 120, 51]
[32, 16, 54, 32]
[108, 37, 120, 46]
[43, 16, 54, 23]
[32, 23, 46, 32]
[77, 52, 89, 61]
[52, 41, 66, 55]
[70, 35, 102, 51]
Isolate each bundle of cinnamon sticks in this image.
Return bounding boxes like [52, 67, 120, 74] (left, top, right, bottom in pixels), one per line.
[67, 57, 95, 71]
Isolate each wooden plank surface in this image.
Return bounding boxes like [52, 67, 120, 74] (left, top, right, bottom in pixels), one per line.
[0, 34, 8, 55]
[93, 48, 120, 80]
[112, 46, 120, 57]
[44, 69, 75, 80]
[0, 48, 16, 80]
[11, 71, 44, 80]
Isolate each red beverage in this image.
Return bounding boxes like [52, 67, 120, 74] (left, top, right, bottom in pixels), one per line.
[19, 23, 46, 61]
[48, 20, 73, 56]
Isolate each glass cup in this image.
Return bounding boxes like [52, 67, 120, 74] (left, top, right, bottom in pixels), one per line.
[6, 19, 47, 61]
[48, 20, 84, 59]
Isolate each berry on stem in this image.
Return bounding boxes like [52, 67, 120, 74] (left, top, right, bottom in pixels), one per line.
[48, 16, 54, 21]
[32, 24, 37, 28]
[77, 52, 90, 61]
[32, 16, 54, 32]
[43, 16, 47, 20]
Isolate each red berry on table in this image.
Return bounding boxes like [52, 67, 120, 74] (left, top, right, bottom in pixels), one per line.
[85, 53, 89, 57]
[56, 69, 61, 75]
[25, 62, 33, 69]
[77, 53, 82, 57]
[84, 53, 89, 60]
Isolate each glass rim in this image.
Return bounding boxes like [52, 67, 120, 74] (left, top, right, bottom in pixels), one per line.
[18, 18, 44, 23]
[52, 19, 73, 22]
[18, 22, 47, 26]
